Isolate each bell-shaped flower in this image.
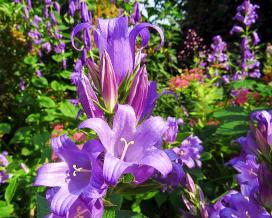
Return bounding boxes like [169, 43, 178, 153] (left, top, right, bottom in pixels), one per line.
[100, 51, 118, 113]
[45, 188, 104, 218]
[71, 16, 164, 84]
[163, 117, 184, 143]
[75, 74, 104, 119]
[128, 65, 148, 121]
[34, 135, 107, 217]
[79, 104, 172, 185]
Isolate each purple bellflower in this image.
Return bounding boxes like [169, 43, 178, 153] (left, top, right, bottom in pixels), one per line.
[172, 135, 203, 168]
[163, 117, 184, 143]
[79, 104, 172, 185]
[34, 135, 107, 217]
[234, 0, 260, 27]
[0, 152, 10, 184]
[219, 192, 271, 218]
[71, 16, 164, 84]
[45, 188, 103, 218]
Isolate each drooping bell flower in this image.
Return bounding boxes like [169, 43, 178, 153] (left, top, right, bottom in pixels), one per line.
[230, 25, 244, 34]
[163, 117, 184, 143]
[32, 15, 42, 28]
[71, 16, 164, 84]
[42, 42, 52, 53]
[75, 74, 104, 118]
[128, 65, 148, 121]
[80, 1, 91, 22]
[34, 135, 107, 217]
[79, 104, 172, 185]
[252, 31, 260, 45]
[54, 2, 61, 14]
[100, 51, 118, 113]
[27, 0, 32, 10]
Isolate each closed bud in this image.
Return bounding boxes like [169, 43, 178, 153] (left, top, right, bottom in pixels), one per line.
[100, 51, 118, 112]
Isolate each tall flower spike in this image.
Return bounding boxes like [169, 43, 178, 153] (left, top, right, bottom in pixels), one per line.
[128, 65, 148, 121]
[100, 51, 118, 113]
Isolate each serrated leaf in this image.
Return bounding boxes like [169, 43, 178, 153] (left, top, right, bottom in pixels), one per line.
[5, 177, 18, 204]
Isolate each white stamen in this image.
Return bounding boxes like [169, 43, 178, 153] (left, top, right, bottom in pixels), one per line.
[120, 138, 134, 161]
[72, 164, 91, 177]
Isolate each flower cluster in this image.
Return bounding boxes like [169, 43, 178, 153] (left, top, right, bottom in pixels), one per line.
[168, 68, 204, 91]
[231, 88, 260, 106]
[34, 16, 203, 217]
[230, 0, 261, 79]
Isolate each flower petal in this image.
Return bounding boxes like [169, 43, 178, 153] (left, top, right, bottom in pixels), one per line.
[34, 162, 68, 187]
[113, 104, 136, 140]
[97, 17, 133, 84]
[125, 165, 155, 184]
[51, 135, 79, 161]
[50, 185, 79, 217]
[138, 147, 172, 176]
[82, 139, 104, 159]
[103, 152, 133, 185]
[129, 23, 164, 70]
[79, 118, 114, 154]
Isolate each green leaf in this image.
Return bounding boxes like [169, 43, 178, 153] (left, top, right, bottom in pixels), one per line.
[0, 201, 14, 218]
[21, 147, 31, 156]
[31, 77, 48, 88]
[59, 101, 78, 118]
[9, 127, 32, 144]
[115, 180, 162, 195]
[52, 52, 72, 62]
[32, 132, 50, 147]
[116, 210, 146, 218]
[5, 177, 18, 204]
[26, 113, 41, 123]
[60, 70, 72, 79]
[103, 207, 115, 218]
[51, 80, 67, 91]
[24, 55, 38, 65]
[36, 194, 50, 218]
[201, 152, 213, 161]
[215, 121, 248, 136]
[0, 123, 11, 135]
[38, 96, 56, 108]
[232, 79, 257, 90]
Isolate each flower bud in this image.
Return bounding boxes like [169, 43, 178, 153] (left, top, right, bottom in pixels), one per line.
[100, 51, 118, 112]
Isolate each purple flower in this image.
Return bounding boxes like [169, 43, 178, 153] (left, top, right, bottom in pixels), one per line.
[68, 0, 78, 16]
[231, 154, 259, 197]
[27, 0, 32, 10]
[36, 70, 43, 77]
[54, 2, 61, 14]
[230, 25, 244, 34]
[79, 104, 172, 185]
[0, 171, 9, 184]
[172, 135, 203, 168]
[75, 74, 104, 119]
[34, 135, 107, 216]
[250, 110, 272, 154]
[0, 151, 8, 167]
[258, 163, 272, 209]
[50, 11, 58, 25]
[252, 31, 260, 45]
[42, 42, 52, 53]
[219, 192, 271, 218]
[163, 117, 183, 143]
[207, 35, 228, 66]
[80, 1, 91, 22]
[54, 41, 65, 54]
[100, 51, 118, 113]
[71, 16, 164, 84]
[28, 30, 42, 44]
[128, 65, 148, 121]
[32, 15, 42, 28]
[19, 79, 25, 90]
[46, 188, 103, 218]
[131, 2, 141, 24]
[234, 0, 260, 27]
